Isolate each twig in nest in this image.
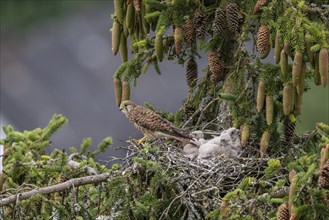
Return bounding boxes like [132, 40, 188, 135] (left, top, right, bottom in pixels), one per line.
[196, 97, 220, 127]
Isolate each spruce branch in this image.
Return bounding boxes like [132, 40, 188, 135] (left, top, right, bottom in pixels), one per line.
[0, 173, 112, 207]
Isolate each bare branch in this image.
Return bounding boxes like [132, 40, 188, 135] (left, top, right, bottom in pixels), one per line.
[0, 173, 112, 207]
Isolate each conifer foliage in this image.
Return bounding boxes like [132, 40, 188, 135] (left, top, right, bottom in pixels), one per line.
[1, 0, 328, 219]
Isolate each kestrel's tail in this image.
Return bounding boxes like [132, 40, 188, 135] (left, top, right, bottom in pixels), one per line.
[167, 130, 197, 146]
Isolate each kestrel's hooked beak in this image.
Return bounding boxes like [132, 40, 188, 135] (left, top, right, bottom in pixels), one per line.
[119, 102, 124, 111]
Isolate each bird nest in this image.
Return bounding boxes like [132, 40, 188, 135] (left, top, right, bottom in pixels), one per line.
[112, 137, 274, 218]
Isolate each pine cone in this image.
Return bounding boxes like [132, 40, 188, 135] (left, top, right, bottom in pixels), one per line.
[112, 20, 121, 55]
[186, 57, 198, 90]
[256, 25, 270, 59]
[256, 80, 265, 113]
[297, 62, 306, 96]
[155, 34, 164, 61]
[174, 26, 184, 54]
[266, 95, 274, 126]
[208, 50, 225, 84]
[314, 53, 321, 85]
[194, 10, 206, 39]
[283, 82, 293, 116]
[212, 7, 226, 35]
[277, 203, 289, 220]
[280, 49, 289, 77]
[319, 48, 328, 87]
[119, 32, 128, 62]
[122, 80, 131, 101]
[289, 170, 297, 184]
[184, 19, 195, 44]
[289, 211, 298, 220]
[114, 77, 122, 107]
[274, 31, 281, 64]
[253, 0, 267, 14]
[226, 3, 241, 35]
[320, 145, 329, 169]
[184, 102, 195, 121]
[292, 51, 303, 87]
[318, 160, 329, 189]
[240, 124, 250, 147]
[133, 0, 141, 12]
[260, 130, 271, 157]
[114, 0, 124, 24]
[284, 118, 296, 144]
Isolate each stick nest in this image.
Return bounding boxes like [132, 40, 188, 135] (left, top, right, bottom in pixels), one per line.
[112, 139, 274, 218]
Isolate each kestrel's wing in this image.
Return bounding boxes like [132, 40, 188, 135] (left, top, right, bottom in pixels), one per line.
[130, 105, 191, 140]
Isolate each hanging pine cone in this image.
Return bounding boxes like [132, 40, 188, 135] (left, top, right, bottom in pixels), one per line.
[174, 26, 184, 54]
[212, 7, 226, 35]
[276, 203, 289, 220]
[256, 25, 270, 59]
[292, 51, 303, 87]
[155, 34, 164, 61]
[112, 20, 121, 55]
[280, 49, 289, 77]
[319, 48, 328, 87]
[184, 102, 195, 121]
[226, 3, 241, 35]
[184, 18, 195, 44]
[240, 124, 250, 147]
[274, 31, 281, 64]
[122, 80, 131, 101]
[318, 160, 329, 189]
[314, 53, 321, 85]
[186, 57, 198, 90]
[253, 0, 267, 14]
[133, 0, 141, 12]
[266, 95, 274, 126]
[283, 82, 293, 116]
[194, 10, 206, 39]
[320, 145, 329, 169]
[284, 118, 296, 144]
[114, 77, 122, 107]
[256, 80, 265, 113]
[260, 130, 271, 157]
[296, 62, 306, 96]
[208, 50, 225, 84]
[289, 170, 297, 183]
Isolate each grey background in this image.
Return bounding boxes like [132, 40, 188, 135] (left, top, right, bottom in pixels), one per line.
[0, 2, 196, 161]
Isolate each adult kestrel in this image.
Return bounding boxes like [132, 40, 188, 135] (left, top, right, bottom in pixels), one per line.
[119, 100, 193, 144]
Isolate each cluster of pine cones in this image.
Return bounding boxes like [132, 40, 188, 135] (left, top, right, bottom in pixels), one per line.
[185, 3, 244, 89]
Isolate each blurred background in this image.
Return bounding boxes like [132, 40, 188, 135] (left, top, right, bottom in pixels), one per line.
[1, 1, 328, 162]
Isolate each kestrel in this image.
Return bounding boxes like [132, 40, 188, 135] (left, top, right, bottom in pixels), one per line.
[119, 100, 193, 144]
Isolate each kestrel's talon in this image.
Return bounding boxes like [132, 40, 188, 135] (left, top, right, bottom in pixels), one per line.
[137, 136, 147, 144]
[129, 136, 147, 145]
